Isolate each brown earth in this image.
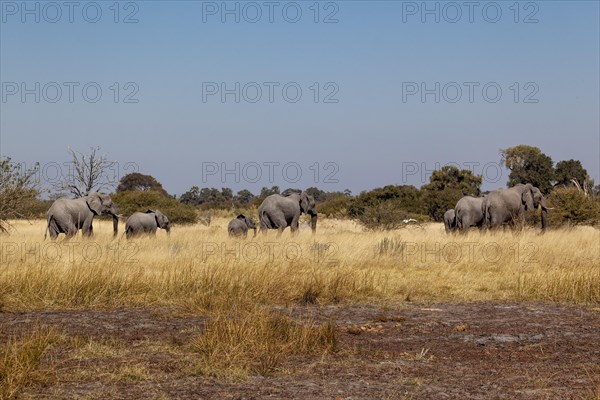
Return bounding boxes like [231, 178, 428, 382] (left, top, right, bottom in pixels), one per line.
[2, 303, 599, 399]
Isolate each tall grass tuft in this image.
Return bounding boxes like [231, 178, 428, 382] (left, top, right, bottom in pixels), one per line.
[0, 325, 62, 400]
[190, 309, 337, 378]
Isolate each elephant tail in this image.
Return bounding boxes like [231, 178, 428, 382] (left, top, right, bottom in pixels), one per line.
[454, 208, 463, 230]
[259, 208, 272, 230]
[482, 201, 491, 229]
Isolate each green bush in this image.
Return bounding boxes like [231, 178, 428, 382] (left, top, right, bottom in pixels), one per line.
[348, 185, 424, 230]
[317, 195, 351, 218]
[420, 188, 465, 222]
[546, 187, 600, 227]
[349, 185, 422, 216]
[112, 190, 198, 225]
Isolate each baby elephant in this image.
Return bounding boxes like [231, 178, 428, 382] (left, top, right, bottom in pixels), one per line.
[228, 214, 257, 238]
[125, 210, 171, 239]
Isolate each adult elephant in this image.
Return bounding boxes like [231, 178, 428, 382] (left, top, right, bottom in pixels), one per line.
[228, 214, 257, 238]
[258, 191, 317, 236]
[443, 209, 456, 234]
[46, 192, 119, 239]
[482, 183, 548, 230]
[125, 210, 171, 239]
[455, 196, 485, 231]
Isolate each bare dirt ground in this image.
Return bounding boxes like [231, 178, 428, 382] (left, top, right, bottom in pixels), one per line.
[2, 303, 600, 399]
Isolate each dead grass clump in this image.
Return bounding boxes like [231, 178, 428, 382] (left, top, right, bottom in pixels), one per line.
[190, 309, 336, 378]
[0, 325, 62, 400]
[519, 268, 600, 304]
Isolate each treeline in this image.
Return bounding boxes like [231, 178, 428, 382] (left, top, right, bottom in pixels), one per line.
[1, 145, 599, 230]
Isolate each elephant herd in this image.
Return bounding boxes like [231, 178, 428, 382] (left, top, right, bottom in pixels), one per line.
[45, 191, 318, 240]
[444, 183, 549, 234]
[44, 184, 548, 240]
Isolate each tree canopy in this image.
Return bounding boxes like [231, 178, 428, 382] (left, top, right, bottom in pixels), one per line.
[117, 172, 169, 196]
[501, 145, 554, 194]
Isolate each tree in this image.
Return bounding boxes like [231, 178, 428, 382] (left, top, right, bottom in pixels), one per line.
[554, 159, 593, 192]
[258, 186, 280, 200]
[421, 165, 482, 194]
[116, 172, 168, 196]
[0, 157, 40, 232]
[221, 188, 233, 202]
[180, 185, 201, 206]
[56, 147, 116, 198]
[305, 187, 329, 202]
[235, 189, 256, 205]
[500, 145, 554, 194]
[420, 166, 482, 221]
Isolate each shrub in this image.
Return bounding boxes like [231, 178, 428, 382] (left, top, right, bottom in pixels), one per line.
[420, 188, 465, 222]
[546, 187, 600, 227]
[317, 195, 351, 218]
[111, 190, 198, 224]
[348, 185, 424, 230]
[354, 202, 426, 231]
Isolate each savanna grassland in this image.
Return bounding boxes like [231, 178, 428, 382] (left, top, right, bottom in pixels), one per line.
[1, 218, 599, 399]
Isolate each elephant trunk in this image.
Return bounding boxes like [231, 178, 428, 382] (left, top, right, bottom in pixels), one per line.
[166, 225, 171, 236]
[252, 227, 257, 237]
[540, 202, 548, 231]
[112, 214, 119, 237]
[309, 211, 317, 234]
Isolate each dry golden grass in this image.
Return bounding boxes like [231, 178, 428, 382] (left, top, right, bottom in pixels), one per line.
[0, 325, 62, 400]
[190, 308, 336, 377]
[0, 217, 598, 312]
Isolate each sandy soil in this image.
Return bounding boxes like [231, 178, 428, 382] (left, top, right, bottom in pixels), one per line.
[2, 303, 599, 399]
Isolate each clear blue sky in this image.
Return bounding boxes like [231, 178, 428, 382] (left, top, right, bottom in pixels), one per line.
[1, 0, 598, 196]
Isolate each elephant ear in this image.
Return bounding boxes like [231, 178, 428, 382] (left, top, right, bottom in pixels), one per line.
[86, 193, 103, 215]
[154, 210, 167, 229]
[145, 209, 155, 214]
[522, 185, 534, 211]
[300, 192, 309, 213]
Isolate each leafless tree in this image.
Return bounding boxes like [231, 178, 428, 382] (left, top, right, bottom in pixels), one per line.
[56, 147, 117, 198]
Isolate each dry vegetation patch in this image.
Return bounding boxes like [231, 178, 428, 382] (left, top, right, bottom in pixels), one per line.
[0, 219, 599, 311]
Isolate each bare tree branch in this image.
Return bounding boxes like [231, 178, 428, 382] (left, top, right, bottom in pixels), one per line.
[54, 147, 117, 198]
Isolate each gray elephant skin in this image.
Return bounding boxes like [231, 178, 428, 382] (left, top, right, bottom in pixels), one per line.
[258, 191, 317, 235]
[483, 183, 548, 230]
[455, 196, 486, 231]
[228, 214, 257, 238]
[125, 210, 171, 238]
[46, 192, 119, 239]
[443, 209, 456, 233]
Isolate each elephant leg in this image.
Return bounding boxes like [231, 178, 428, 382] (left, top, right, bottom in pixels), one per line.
[276, 227, 284, 238]
[49, 227, 59, 240]
[82, 218, 94, 238]
[47, 219, 60, 240]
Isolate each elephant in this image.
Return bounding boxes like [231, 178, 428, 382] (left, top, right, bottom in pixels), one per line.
[482, 183, 548, 230]
[125, 210, 171, 238]
[46, 192, 118, 240]
[443, 209, 457, 233]
[455, 196, 486, 231]
[228, 214, 257, 238]
[258, 191, 317, 236]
